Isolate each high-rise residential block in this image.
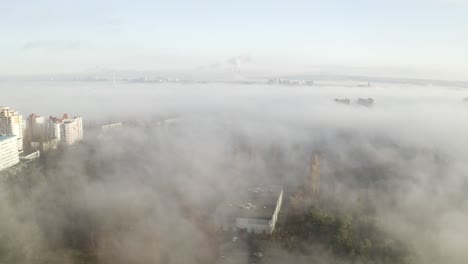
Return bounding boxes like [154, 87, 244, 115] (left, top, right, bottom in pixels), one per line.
[0, 107, 24, 151]
[0, 134, 20, 171]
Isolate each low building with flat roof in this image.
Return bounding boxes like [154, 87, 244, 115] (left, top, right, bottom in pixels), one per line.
[215, 186, 283, 234]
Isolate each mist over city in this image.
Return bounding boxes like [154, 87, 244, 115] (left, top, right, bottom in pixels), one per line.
[1, 1, 468, 264]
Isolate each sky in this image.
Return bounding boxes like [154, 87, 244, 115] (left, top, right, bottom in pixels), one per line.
[1, 0, 467, 80]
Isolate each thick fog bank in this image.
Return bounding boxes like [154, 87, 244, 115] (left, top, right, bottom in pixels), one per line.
[0, 81, 467, 263]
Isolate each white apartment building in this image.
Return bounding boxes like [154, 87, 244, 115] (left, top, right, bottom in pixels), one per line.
[46, 114, 83, 145]
[0, 135, 20, 171]
[0, 107, 24, 151]
[60, 117, 83, 145]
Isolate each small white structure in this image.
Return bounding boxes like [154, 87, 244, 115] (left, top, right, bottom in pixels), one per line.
[0, 135, 20, 171]
[217, 186, 283, 234]
[101, 122, 123, 131]
[19, 150, 40, 161]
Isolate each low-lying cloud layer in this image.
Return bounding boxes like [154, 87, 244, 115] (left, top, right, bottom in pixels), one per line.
[0, 81, 467, 263]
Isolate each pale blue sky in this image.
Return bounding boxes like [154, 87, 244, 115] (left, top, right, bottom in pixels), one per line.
[1, 0, 467, 79]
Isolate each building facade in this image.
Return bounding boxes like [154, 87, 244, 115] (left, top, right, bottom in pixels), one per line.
[0, 107, 24, 151]
[27, 114, 45, 141]
[46, 114, 83, 145]
[60, 116, 83, 145]
[31, 138, 59, 153]
[0, 135, 20, 171]
[45, 118, 61, 141]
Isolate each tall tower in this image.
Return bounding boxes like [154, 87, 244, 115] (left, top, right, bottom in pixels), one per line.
[310, 153, 320, 199]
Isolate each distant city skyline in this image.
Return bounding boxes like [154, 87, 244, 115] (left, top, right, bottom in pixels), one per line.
[1, 0, 467, 80]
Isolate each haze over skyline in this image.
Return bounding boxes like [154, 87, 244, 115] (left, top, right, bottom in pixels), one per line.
[1, 0, 467, 80]
[1, 2, 468, 263]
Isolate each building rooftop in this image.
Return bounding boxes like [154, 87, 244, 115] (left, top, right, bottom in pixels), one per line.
[218, 186, 283, 220]
[48, 114, 81, 124]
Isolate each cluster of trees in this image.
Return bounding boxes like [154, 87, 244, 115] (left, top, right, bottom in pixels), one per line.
[277, 207, 415, 264]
